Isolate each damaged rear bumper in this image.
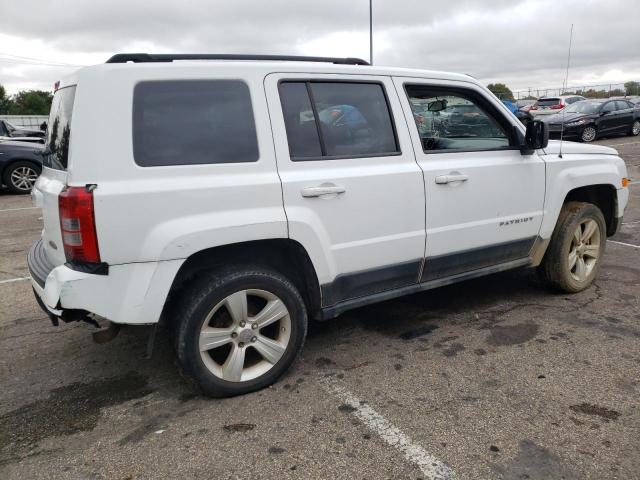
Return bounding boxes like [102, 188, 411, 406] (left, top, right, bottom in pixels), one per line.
[27, 237, 183, 326]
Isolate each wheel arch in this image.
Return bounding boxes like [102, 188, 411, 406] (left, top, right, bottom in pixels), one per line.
[162, 239, 322, 322]
[563, 184, 618, 236]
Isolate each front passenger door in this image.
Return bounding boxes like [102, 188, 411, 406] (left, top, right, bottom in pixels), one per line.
[394, 78, 545, 281]
[598, 101, 618, 135]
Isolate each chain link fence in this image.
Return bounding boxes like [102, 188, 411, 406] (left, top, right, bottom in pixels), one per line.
[0, 115, 49, 129]
[512, 82, 640, 100]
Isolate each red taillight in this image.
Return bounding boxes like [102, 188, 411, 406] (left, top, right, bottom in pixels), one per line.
[58, 186, 101, 263]
[530, 105, 538, 110]
[550, 103, 564, 110]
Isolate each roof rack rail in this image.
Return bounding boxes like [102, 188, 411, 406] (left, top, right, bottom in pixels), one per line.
[106, 53, 370, 66]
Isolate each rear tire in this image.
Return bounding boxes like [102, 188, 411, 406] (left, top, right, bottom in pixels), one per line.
[172, 266, 307, 397]
[3, 161, 41, 194]
[538, 202, 606, 293]
[580, 126, 597, 142]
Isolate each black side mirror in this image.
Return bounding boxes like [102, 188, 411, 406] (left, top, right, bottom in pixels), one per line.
[522, 120, 549, 154]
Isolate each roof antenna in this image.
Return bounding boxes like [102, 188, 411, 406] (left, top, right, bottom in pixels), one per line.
[559, 24, 574, 159]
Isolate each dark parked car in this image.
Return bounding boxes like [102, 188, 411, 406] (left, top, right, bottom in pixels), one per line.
[543, 99, 640, 142]
[0, 139, 44, 194]
[0, 119, 46, 139]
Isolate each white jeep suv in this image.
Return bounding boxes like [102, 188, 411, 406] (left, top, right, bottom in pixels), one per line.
[29, 54, 629, 397]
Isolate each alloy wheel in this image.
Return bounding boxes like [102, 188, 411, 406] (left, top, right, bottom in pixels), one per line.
[198, 289, 291, 382]
[10, 166, 38, 192]
[581, 127, 596, 142]
[568, 219, 600, 283]
[632, 120, 640, 136]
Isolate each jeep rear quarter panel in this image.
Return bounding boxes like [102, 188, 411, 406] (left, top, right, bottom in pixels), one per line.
[70, 65, 288, 267]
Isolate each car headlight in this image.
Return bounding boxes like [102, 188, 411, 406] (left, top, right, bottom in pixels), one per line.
[565, 119, 587, 127]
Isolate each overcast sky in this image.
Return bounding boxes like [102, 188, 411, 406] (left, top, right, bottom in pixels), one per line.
[1, 0, 639, 96]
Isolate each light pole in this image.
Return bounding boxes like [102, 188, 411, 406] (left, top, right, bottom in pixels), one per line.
[369, 0, 373, 65]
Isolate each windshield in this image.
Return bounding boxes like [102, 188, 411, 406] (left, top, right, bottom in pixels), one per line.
[564, 101, 601, 114]
[44, 86, 76, 170]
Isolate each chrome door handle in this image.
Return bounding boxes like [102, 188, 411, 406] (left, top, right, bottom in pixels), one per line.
[301, 185, 346, 198]
[435, 174, 468, 184]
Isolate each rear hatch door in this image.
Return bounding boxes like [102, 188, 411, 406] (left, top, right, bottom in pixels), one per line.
[32, 85, 76, 266]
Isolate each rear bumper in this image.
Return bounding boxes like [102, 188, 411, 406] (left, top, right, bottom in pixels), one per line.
[27, 237, 184, 325]
[27, 238, 55, 289]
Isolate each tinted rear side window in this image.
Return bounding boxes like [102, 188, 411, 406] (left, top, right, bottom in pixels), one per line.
[278, 82, 322, 159]
[615, 100, 631, 110]
[133, 80, 259, 166]
[44, 86, 76, 170]
[279, 81, 399, 160]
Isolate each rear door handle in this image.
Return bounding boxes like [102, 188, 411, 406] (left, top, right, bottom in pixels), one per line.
[435, 174, 468, 184]
[301, 185, 346, 198]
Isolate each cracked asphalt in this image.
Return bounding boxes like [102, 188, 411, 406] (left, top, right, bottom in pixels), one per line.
[1, 137, 639, 479]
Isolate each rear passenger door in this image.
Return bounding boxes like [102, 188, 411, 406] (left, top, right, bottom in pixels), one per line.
[615, 101, 634, 133]
[265, 74, 426, 307]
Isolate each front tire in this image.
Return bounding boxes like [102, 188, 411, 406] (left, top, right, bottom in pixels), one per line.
[173, 266, 307, 397]
[580, 126, 597, 142]
[538, 202, 606, 293]
[630, 120, 640, 137]
[3, 161, 41, 194]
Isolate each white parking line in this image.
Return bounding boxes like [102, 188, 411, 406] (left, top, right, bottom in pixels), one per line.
[0, 206, 39, 213]
[0, 276, 30, 285]
[321, 376, 454, 480]
[608, 240, 640, 249]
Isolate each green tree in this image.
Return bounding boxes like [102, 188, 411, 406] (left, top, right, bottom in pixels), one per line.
[0, 84, 14, 114]
[487, 83, 514, 101]
[625, 81, 640, 96]
[9, 90, 53, 115]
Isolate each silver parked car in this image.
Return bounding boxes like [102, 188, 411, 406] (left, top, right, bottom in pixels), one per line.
[530, 95, 586, 116]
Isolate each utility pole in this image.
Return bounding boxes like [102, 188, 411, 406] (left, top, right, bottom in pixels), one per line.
[369, 0, 373, 65]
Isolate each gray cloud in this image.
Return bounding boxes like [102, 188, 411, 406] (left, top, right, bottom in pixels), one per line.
[1, 0, 638, 94]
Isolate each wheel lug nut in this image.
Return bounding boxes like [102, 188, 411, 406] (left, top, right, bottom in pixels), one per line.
[240, 321, 246, 327]
[251, 336, 257, 342]
[251, 323, 258, 330]
[238, 342, 245, 348]
[231, 332, 237, 338]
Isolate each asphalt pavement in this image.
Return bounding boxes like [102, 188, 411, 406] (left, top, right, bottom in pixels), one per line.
[1, 137, 639, 479]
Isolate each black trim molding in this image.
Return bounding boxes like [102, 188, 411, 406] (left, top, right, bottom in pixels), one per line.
[321, 257, 531, 320]
[421, 237, 536, 282]
[319, 237, 539, 319]
[321, 259, 422, 307]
